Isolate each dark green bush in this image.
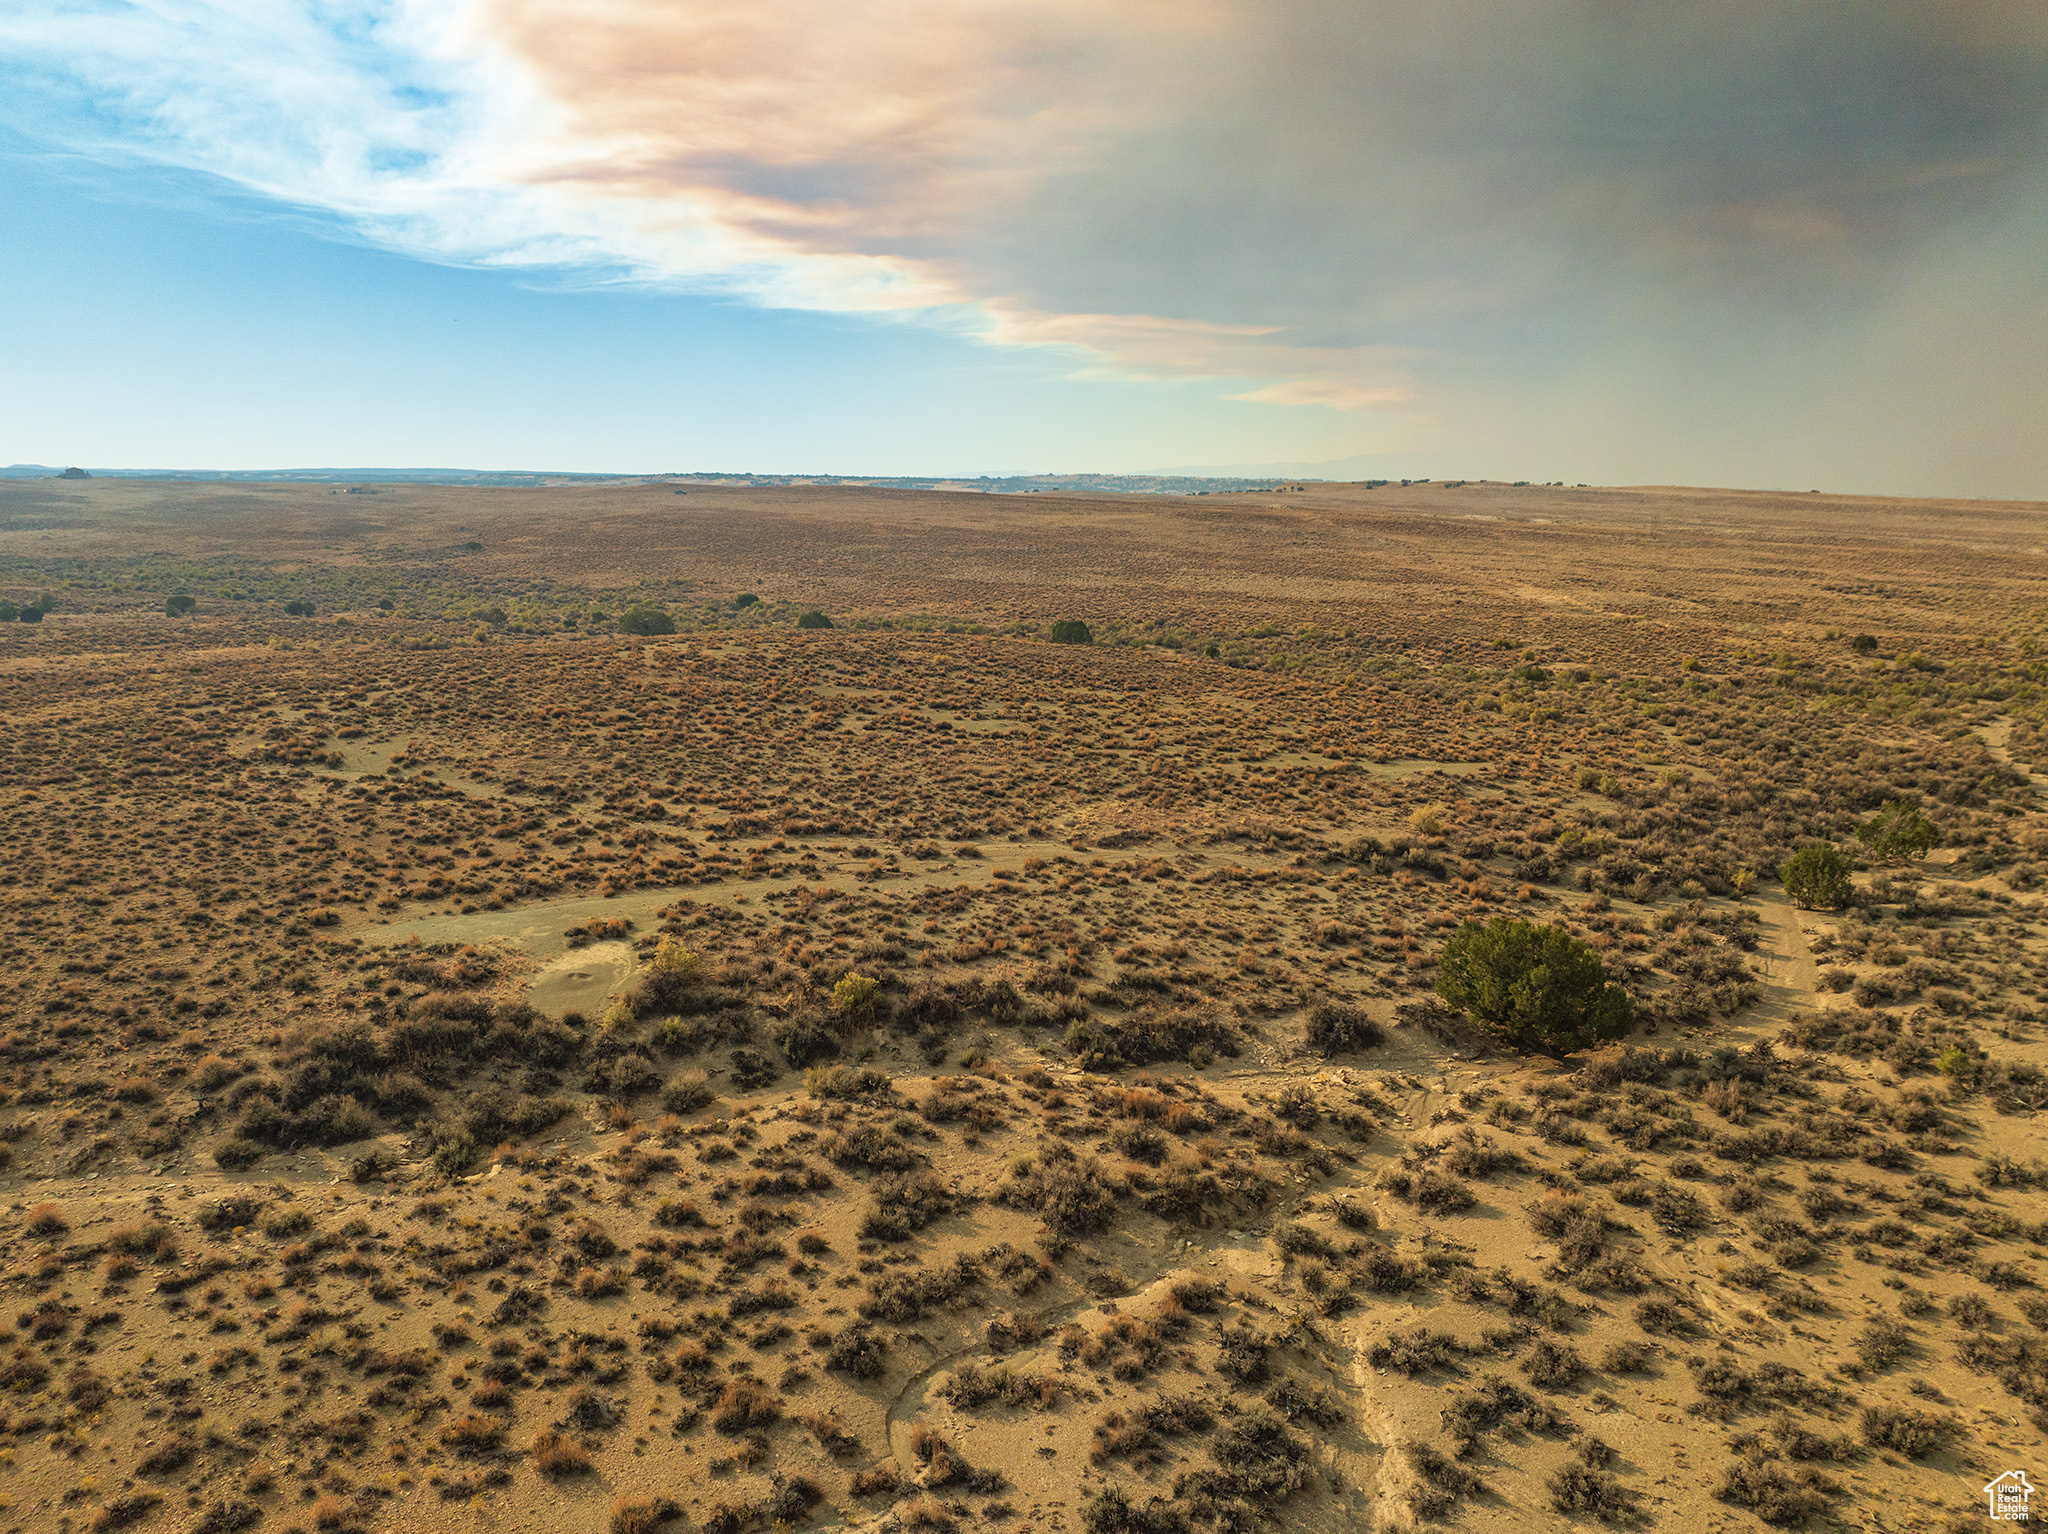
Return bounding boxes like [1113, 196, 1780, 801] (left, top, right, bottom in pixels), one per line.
[619, 607, 676, 636]
[1856, 798, 1937, 863]
[1050, 620, 1093, 645]
[1782, 844, 1854, 910]
[1436, 917, 1633, 1058]
[796, 610, 833, 630]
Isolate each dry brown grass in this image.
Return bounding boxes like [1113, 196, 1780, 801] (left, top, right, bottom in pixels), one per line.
[711, 1378, 780, 1434]
[609, 1498, 679, 1534]
[529, 1429, 594, 1477]
[438, 1413, 508, 1452]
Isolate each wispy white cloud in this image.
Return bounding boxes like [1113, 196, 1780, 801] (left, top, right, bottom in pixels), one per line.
[3, 0, 1395, 403]
[1, 4, 940, 302]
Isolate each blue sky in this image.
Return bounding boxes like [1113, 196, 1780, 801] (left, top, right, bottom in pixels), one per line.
[3, 147, 1375, 477]
[5, 3, 2046, 494]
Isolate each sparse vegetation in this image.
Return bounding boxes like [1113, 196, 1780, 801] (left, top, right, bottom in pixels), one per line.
[1305, 1001, 1384, 1054]
[0, 478, 2034, 1534]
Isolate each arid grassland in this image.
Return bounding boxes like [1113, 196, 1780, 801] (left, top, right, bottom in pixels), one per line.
[1, 477, 2046, 1534]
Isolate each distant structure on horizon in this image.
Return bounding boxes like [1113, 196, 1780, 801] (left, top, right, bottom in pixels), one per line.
[56, 467, 91, 479]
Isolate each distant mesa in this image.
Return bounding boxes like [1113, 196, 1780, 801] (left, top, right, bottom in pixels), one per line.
[56, 467, 91, 480]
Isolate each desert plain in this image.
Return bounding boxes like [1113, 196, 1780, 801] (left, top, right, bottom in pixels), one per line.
[0, 475, 2045, 1534]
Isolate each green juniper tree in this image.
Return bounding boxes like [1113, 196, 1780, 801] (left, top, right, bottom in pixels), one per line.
[1436, 917, 1633, 1058]
[1856, 798, 1936, 864]
[619, 606, 677, 636]
[1782, 844, 1855, 909]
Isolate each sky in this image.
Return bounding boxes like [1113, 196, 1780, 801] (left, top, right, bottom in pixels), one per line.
[4, 2, 2047, 495]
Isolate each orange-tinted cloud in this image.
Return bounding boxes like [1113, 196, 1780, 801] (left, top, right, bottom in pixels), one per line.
[459, 0, 1373, 397]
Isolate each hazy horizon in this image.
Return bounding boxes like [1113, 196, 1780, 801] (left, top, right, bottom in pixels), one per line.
[9, 459, 2047, 503]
